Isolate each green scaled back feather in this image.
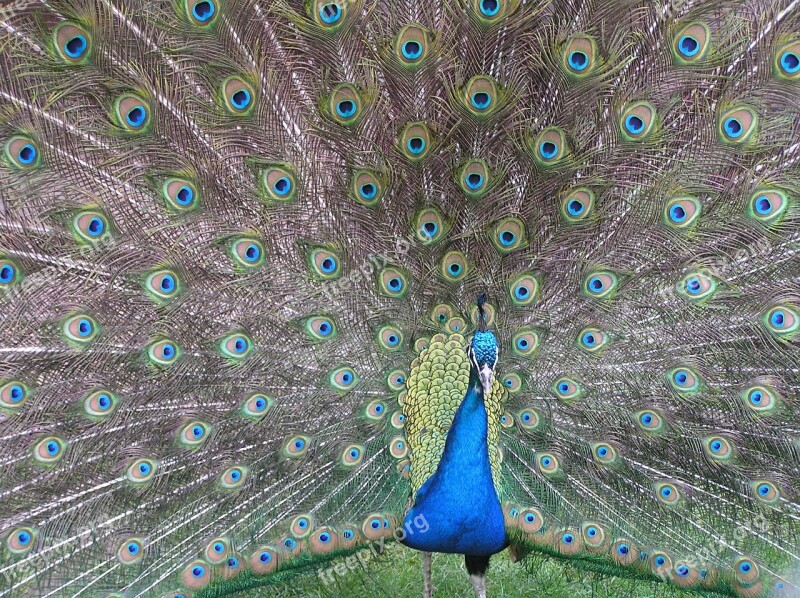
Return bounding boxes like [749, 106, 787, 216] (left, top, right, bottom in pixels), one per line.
[1, 0, 799, 597]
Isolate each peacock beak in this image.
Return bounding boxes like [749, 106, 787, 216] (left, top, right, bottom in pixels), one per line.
[479, 364, 494, 396]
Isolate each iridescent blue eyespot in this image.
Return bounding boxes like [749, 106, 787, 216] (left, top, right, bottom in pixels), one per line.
[406, 137, 426, 155]
[466, 173, 483, 189]
[126, 106, 147, 128]
[562, 533, 574, 544]
[402, 41, 422, 60]
[87, 217, 105, 237]
[336, 100, 356, 118]
[499, 230, 516, 247]
[723, 117, 743, 138]
[625, 115, 645, 135]
[0, 263, 15, 284]
[669, 204, 687, 223]
[320, 257, 337, 273]
[685, 276, 702, 294]
[541, 456, 552, 467]
[319, 3, 341, 23]
[539, 141, 558, 159]
[176, 186, 194, 205]
[17, 530, 31, 545]
[586, 526, 598, 537]
[273, 177, 292, 196]
[739, 561, 751, 574]
[676, 564, 689, 577]
[661, 486, 673, 499]
[480, 0, 500, 16]
[617, 543, 629, 556]
[771, 310, 785, 327]
[17, 144, 36, 164]
[260, 551, 272, 562]
[192, 1, 215, 22]
[781, 51, 800, 73]
[231, 89, 250, 110]
[677, 35, 699, 57]
[655, 556, 666, 567]
[192, 565, 205, 577]
[567, 199, 584, 216]
[471, 92, 491, 110]
[568, 51, 588, 70]
[64, 34, 88, 58]
[360, 183, 376, 199]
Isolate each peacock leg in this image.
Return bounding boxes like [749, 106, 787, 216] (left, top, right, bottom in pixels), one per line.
[422, 551, 433, 598]
[465, 554, 490, 598]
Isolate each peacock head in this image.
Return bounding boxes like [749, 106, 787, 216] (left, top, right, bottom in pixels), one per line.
[469, 294, 498, 395]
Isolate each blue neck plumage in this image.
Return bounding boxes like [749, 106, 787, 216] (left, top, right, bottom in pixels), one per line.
[402, 364, 507, 556]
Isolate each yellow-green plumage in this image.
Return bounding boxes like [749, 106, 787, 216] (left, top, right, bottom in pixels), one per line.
[404, 333, 507, 497]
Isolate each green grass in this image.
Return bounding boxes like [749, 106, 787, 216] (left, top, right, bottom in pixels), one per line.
[244, 545, 726, 597]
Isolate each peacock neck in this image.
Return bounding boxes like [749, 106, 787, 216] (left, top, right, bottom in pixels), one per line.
[401, 364, 506, 556]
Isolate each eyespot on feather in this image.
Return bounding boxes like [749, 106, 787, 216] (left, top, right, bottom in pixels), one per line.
[398, 122, 433, 161]
[62, 313, 100, 347]
[83, 389, 119, 419]
[283, 434, 310, 458]
[582, 270, 619, 299]
[663, 195, 701, 229]
[53, 22, 92, 64]
[619, 102, 657, 140]
[250, 545, 280, 575]
[309, 0, 348, 30]
[33, 436, 66, 464]
[117, 538, 145, 565]
[553, 377, 583, 402]
[178, 420, 211, 448]
[1, 380, 31, 410]
[218, 331, 254, 361]
[260, 164, 298, 203]
[531, 127, 569, 166]
[229, 237, 265, 271]
[394, 23, 432, 68]
[161, 177, 200, 212]
[71, 210, 110, 246]
[6, 527, 37, 554]
[329, 366, 359, 392]
[0, 255, 22, 290]
[414, 207, 447, 244]
[458, 158, 493, 198]
[184, 0, 219, 27]
[672, 22, 711, 64]
[328, 83, 365, 126]
[351, 169, 386, 206]
[717, 106, 758, 144]
[491, 217, 526, 253]
[562, 35, 599, 77]
[126, 458, 157, 483]
[775, 40, 800, 79]
[221, 76, 255, 115]
[4, 135, 42, 170]
[560, 187, 595, 222]
[747, 188, 789, 225]
[677, 271, 717, 303]
[144, 269, 181, 303]
[146, 338, 181, 367]
[461, 75, 501, 119]
[512, 328, 540, 358]
[113, 94, 151, 133]
[240, 392, 274, 421]
[377, 266, 409, 298]
[219, 465, 248, 489]
[762, 304, 799, 339]
[181, 560, 212, 590]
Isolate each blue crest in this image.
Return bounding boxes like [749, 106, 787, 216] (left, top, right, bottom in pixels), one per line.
[471, 330, 498, 366]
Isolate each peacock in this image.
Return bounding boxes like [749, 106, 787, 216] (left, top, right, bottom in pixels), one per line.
[1, 0, 799, 596]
